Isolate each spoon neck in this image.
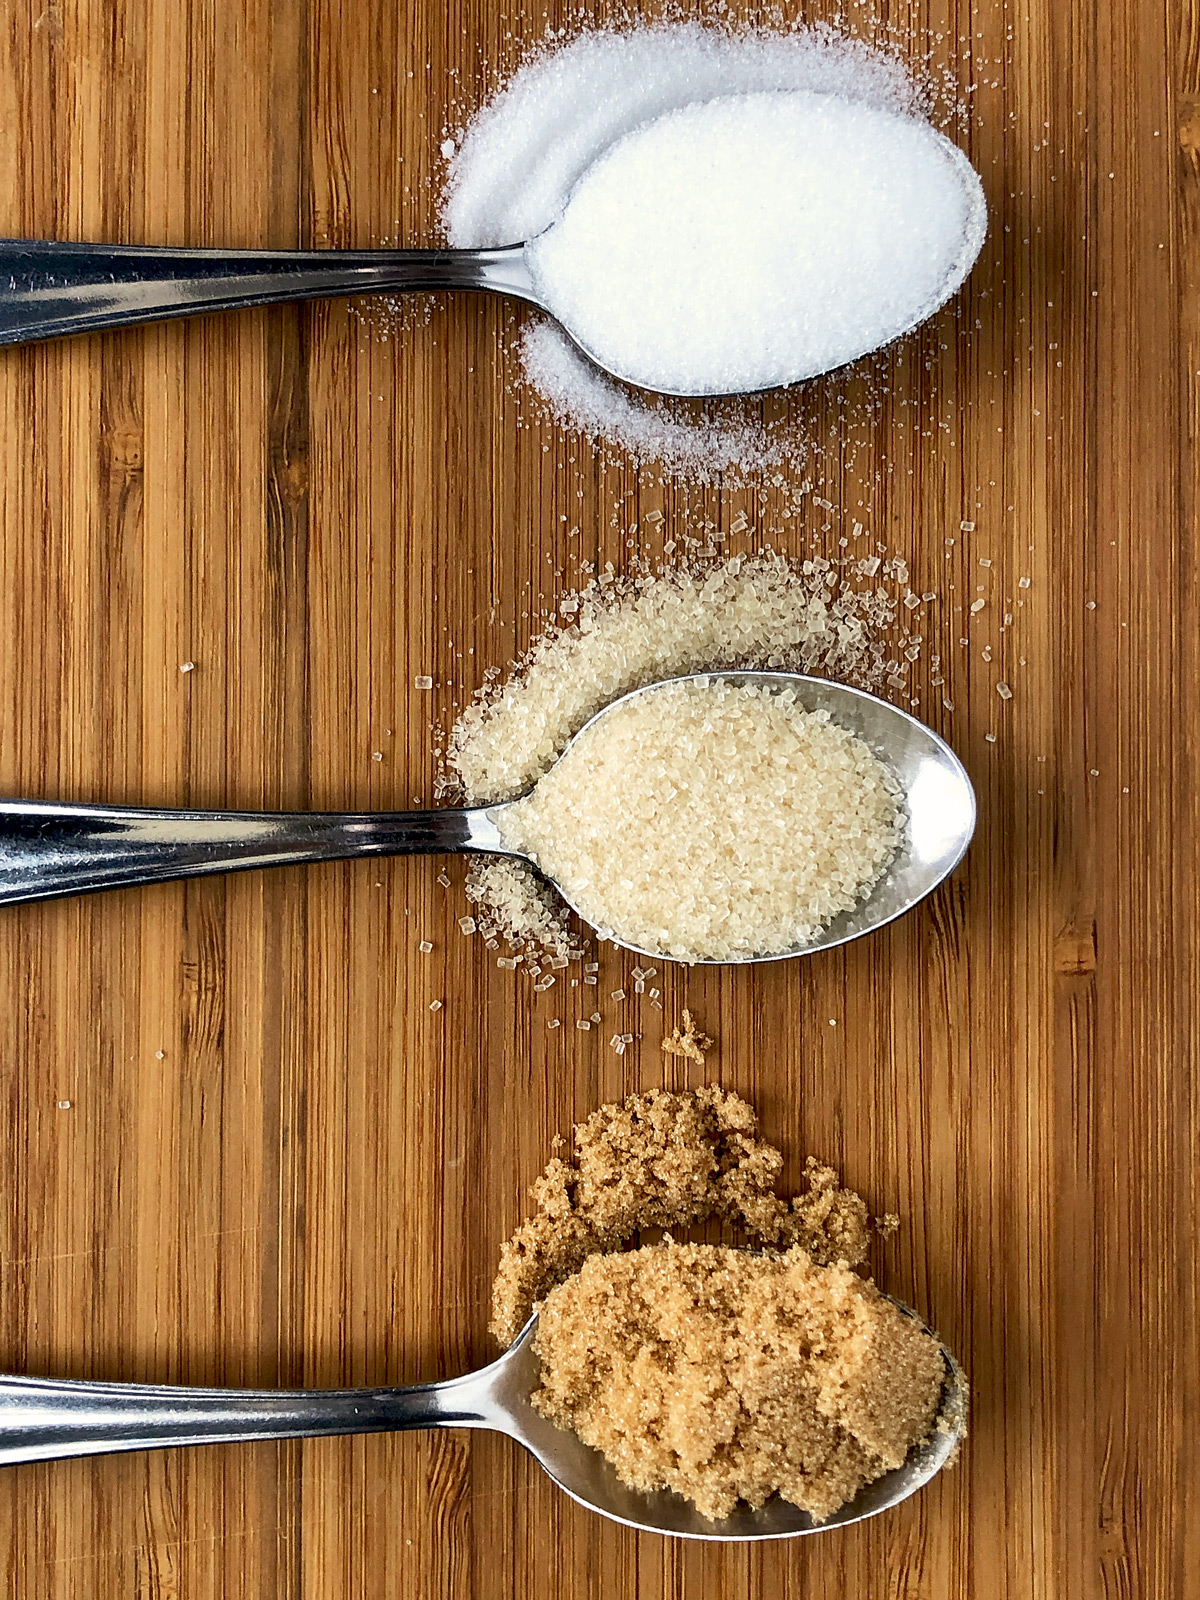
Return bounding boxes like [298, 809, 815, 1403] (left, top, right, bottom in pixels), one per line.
[0, 798, 510, 905]
[0, 1368, 506, 1466]
[0, 239, 538, 346]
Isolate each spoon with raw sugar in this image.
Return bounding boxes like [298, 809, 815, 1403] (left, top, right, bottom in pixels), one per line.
[0, 1300, 966, 1541]
[0, 91, 985, 396]
[0, 671, 975, 963]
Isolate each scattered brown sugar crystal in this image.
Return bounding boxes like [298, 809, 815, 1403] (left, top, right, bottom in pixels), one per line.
[489, 1087, 872, 1345]
[661, 1009, 714, 1063]
[532, 1240, 946, 1522]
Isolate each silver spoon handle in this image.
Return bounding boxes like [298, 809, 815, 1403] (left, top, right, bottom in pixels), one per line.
[0, 239, 534, 345]
[0, 1371, 495, 1466]
[0, 798, 506, 905]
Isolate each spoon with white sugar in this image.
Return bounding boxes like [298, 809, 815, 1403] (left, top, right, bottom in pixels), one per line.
[0, 672, 975, 963]
[0, 1300, 966, 1540]
[0, 92, 985, 396]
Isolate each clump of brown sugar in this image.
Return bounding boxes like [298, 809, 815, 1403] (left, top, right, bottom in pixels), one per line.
[490, 1087, 871, 1345]
[661, 1009, 713, 1063]
[531, 1239, 946, 1522]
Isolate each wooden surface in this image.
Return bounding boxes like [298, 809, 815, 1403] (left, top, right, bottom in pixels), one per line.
[0, 0, 1195, 1595]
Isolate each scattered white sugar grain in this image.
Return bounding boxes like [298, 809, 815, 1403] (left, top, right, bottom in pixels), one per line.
[429, 1000, 443, 1011]
[970, 599, 986, 614]
[415, 675, 434, 689]
[372, 752, 384, 762]
[978, 558, 992, 568]
[447, 551, 925, 959]
[525, 91, 985, 395]
[584, 961, 599, 973]
[458, 916, 476, 933]
[634, 978, 646, 994]
[179, 661, 195, 673]
[437, 872, 452, 887]
[996, 682, 1013, 699]
[611, 988, 626, 1001]
[155, 1051, 165, 1060]
[548, 1018, 562, 1029]
[495, 678, 903, 964]
[576, 1019, 592, 1031]
[418, 940, 434, 953]
[985, 733, 997, 744]
[57, 1099, 71, 1109]
[497, 956, 521, 970]
[590, 1011, 602, 1023]
[1018, 577, 1031, 589]
[584, 975, 598, 985]
[440, 137, 456, 158]
[534, 977, 556, 992]
[959, 520, 976, 531]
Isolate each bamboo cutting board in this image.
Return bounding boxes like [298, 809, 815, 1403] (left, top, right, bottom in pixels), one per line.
[0, 1, 1195, 1596]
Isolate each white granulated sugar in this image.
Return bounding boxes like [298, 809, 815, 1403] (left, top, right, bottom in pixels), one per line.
[442, 20, 980, 475]
[444, 549, 927, 958]
[525, 91, 985, 395]
[495, 678, 902, 964]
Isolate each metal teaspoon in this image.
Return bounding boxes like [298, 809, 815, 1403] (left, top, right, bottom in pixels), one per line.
[0, 672, 975, 964]
[0, 1300, 966, 1541]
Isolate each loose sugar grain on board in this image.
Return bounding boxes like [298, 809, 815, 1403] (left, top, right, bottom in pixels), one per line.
[444, 550, 926, 963]
[490, 1087, 871, 1347]
[495, 677, 902, 962]
[532, 1240, 946, 1522]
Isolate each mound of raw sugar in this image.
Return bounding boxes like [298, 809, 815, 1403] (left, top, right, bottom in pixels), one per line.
[532, 1239, 947, 1522]
[525, 91, 986, 395]
[495, 677, 903, 963]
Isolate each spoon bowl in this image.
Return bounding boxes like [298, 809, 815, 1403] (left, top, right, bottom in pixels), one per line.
[0, 1299, 965, 1541]
[510, 670, 976, 965]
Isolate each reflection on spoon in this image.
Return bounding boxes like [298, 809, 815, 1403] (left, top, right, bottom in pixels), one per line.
[0, 1299, 966, 1541]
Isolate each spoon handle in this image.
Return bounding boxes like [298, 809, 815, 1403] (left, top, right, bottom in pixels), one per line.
[0, 239, 534, 345]
[0, 1370, 495, 1466]
[0, 798, 507, 905]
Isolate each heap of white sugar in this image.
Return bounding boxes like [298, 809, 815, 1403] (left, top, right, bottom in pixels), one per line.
[442, 21, 983, 474]
[525, 91, 985, 396]
[443, 549, 927, 960]
[495, 678, 901, 964]
[518, 320, 797, 481]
